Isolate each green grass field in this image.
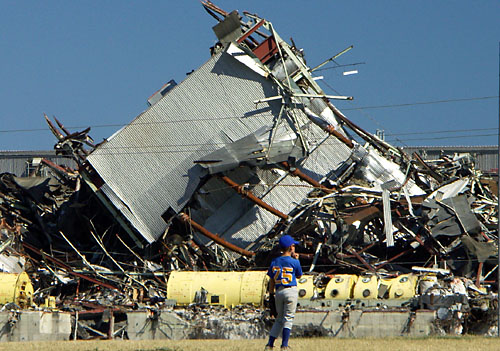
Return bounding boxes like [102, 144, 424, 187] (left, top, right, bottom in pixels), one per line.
[1, 337, 500, 351]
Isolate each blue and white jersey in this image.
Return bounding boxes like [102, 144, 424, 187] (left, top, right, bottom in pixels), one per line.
[267, 256, 303, 288]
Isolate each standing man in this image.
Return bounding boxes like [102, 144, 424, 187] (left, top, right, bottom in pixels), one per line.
[265, 234, 303, 350]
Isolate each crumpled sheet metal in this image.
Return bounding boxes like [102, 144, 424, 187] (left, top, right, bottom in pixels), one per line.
[276, 152, 498, 277]
[0, 1, 497, 339]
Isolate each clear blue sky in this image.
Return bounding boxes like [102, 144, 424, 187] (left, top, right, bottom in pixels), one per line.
[1, 1, 498, 151]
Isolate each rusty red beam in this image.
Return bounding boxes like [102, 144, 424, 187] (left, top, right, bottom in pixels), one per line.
[375, 248, 412, 269]
[281, 161, 333, 194]
[355, 243, 376, 255]
[44, 113, 64, 140]
[324, 124, 354, 148]
[337, 244, 374, 258]
[347, 247, 376, 273]
[108, 310, 115, 339]
[252, 36, 278, 63]
[343, 206, 380, 225]
[22, 242, 119, 291]
[53, 116, 71, 136]
[413, 152, 444, 183]
[219, 175, 288, 220]
[41, 158, 73, 175]
[413, 234, 439, 256]
[325, 100, 387, 154]
[476, 261, 484, 287]
[335, 258, 365, 272]
[178, 213, 255, 257]
[68, 300, 125, 314]
[338, 243, 376, 258]
[201, 1, 229, 17]
[479, 231, 492, 241]
[396, 195, 424, 206]
[237, 19, 266, 44]
[297, 253, 314, 260]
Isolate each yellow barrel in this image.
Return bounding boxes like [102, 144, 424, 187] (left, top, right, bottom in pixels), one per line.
[353, 275, 378, 299]
[0, 272, 34, 307]
[44, 296, 57, 309]
[388, 274, 417, 299]
[325, 274, 358, 299]
[297, 275, 315, 299]
[166, 271, 268, 308]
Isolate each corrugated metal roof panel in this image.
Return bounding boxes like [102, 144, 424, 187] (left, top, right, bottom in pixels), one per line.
[207, 174, 316, 249]
[195, 144, 352, 249]
[87, 52, 287, 243]
[87, 49, 353, 245]
[100, 183, 156, 243]
[218, 141, 352, 247]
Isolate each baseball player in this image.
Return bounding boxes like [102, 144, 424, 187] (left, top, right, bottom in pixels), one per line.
[265, 234, 303, 350]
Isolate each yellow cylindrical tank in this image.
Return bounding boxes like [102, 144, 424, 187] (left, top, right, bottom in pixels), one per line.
[0, 272, 34, 307]
[353, 274, 378, 299]
[388, 274, 417, 299]
[166, 271, 268, 308]
[297, 275, 315, 299]
[325, 274, 358, 299]
[44, 296, 57, 309]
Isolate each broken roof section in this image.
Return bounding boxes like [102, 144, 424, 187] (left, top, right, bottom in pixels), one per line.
[85, 3, 362, 248]
[81, 2, 426, 257]
[0, 2, 498, 337]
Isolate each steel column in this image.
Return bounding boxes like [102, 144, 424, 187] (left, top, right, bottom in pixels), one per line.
[281, 161, 333, 193]
[219, 175, 288, 220]
[178, 212, 255, 257]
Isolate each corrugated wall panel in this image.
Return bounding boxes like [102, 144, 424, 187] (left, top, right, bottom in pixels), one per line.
[0, 151, 76, 177]
[403, 146, 498, 172]
[87, 50, 353, 244]
[0, 159, 26, 176]
[87, 52, 286, 243]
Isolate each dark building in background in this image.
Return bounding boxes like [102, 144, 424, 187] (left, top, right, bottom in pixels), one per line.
[0, 150, 76, 177]
[1, 146, 497, 177]
[402, 145, 498, 173]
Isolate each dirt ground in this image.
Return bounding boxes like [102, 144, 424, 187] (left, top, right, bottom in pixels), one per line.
[1, 337, 500, 351]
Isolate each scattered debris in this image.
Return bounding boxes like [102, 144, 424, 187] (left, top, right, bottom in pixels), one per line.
[0, 1, 497, 340]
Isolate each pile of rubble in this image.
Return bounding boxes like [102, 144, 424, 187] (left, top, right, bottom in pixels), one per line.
[275, 151, 498, 281]
[0, 1, 497, 339]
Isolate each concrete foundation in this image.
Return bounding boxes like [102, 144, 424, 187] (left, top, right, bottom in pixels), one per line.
[0, 311, 71, 341]
[0, 308, 438, 341]
[126, 309, 267, 340]
[127, 310, 191, 340]
[126, 309, 437, 340]
[293, 310, 436, 337]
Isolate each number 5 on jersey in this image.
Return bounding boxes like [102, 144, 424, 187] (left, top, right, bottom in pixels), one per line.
[272, 266, 293, 285]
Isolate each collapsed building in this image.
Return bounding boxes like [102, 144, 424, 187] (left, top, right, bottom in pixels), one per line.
[0, 1, 498, 341]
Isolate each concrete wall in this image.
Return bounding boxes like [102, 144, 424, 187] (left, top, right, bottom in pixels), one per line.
[127, 309, 437, 340]
[0, 311, 71, 341]
[0, 309, 437, 341]
[127, 310, 191, 340]
[127, 309, 267, 340]
[293, 310, 435, 337]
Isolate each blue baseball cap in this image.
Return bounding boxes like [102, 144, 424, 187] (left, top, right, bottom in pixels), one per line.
[279, 235, 299, 249]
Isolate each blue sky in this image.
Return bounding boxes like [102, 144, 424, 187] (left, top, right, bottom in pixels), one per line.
[1, 1, 498, 150]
